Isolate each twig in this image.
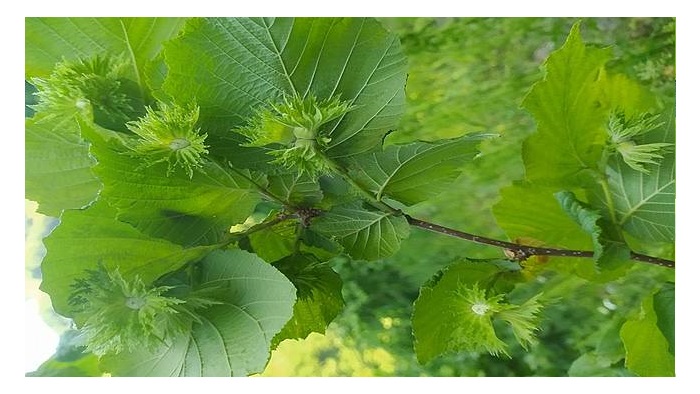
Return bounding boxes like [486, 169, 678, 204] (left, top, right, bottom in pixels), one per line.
[405, 215, 675, 269]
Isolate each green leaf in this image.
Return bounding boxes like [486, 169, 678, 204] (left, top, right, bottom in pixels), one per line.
[248, 221, 298, 262]
[620, 292, 675, 376]
[26, 17, 186, 92]
[207, 133, 278, 172]
[272, 254, 344, 346]
[27, 354, 102, 377]
[267, 172, 323, 207]
[26, 80, 37, 117]
[594, 109, 675, 243]
[84, 121, 262, 246]
[555, 190, 630, 269]
[25, 116, 101, 216]
[653, 282, 675, 355]
[521, 22, 611, 186]
[101, 249, 296, 377]
[162, 17, 407, 157]
[348, 134, 490, 205]
[40, 202, 212, 317]
[412, 261, 542, 364]
[310, 202, 410, 261]
[599, 71, 659, 116]
[495, 184, 594, 252]
[555, 191, 605, 258]
[494, 184, 630, 281]
[568, 353, 631, 377]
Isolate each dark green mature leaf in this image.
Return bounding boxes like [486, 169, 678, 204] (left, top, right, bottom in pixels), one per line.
[26, 80, 38, 117]
[25, 17, 185, 89]
[102, 249, 296, 377]
[162, 17, 407, 157]
[310, 202, 410, 261]
[83, 121, 262, 246]
[521, 22, 610, 186]
[595, 109, 675, 243]
[653, 283, 675, 355]
[207, 133, 279, 172]
[272, 254, 344, 346]
[41, 202, 212, 317]
[349, 134, 490, 205]
[621, 292, 674, 376]
[267, 172, 323, 207]
[412, 261, 542, 363]
[25, 116, 101, 216]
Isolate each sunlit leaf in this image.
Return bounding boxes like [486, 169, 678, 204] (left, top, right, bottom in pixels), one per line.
[621, 292, 674, 376]
[521, 22, 611, 186]
[25, 116, 100, 216]
[412, 261, 542, 364]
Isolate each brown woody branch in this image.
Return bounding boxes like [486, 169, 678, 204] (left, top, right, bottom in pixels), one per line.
[405, 215, 675, 269]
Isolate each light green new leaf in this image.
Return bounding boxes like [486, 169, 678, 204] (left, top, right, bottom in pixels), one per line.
[412, 261, 542, 364]
[162, 17, 407, 157]
[310, 202, 410, 261]
[494, 184, 593, 252]
[248, 220, 298, 263]
[25, 116, 101, 217]
[348, 134, 490, 205]
[494, 184, 630, 281]
[621, 292, 675, 376]
[522, 22, 610, 186]
[84, 122, 262, 246]
[272, 254, 344, 346]
[25, 17, 186, 89]
[102, 249, 296, 377]
[595, 109, 675, 243]
[41, 202, 212, 317]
